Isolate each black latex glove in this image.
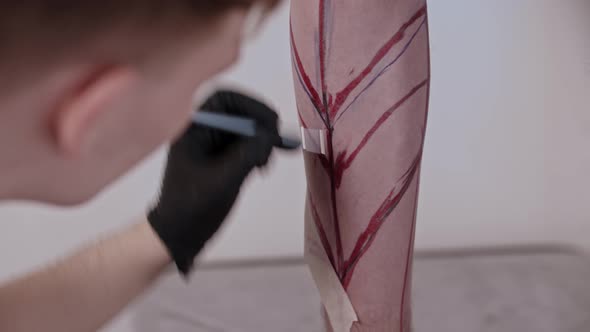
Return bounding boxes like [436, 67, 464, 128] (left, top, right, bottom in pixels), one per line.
[148, 91, 280, 275]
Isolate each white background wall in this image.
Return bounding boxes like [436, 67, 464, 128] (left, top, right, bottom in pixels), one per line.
[0, 1, 588, 330]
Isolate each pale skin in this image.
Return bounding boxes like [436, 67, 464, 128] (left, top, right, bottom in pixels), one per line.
[0, 222, 168, 332]
[0, 9, 252, 332]
[291, 0, 430, 331]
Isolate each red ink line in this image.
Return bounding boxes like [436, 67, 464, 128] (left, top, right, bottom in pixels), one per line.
[293, 61, 322, 122]
[333, 79, 428, 188]
[341, 155, 421, 289]
[297, 105, 308, 128]
[319, 0, 328, 98]
[326, 130, 344, 273]
[290, 20, 325, 117]
[319, 155, 331, 174]
[334, 18, 427, 124]
[309, 193, 336, 269]
[330, 5, 427, 119]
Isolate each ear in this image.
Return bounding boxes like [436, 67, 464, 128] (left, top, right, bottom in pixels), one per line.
[52, 66, 138, 156]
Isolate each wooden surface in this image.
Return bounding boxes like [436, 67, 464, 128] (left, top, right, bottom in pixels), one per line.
[129, 248, 590, 331]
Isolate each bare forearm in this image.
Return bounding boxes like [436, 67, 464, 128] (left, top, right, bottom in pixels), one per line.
[291, 0, 429, 331]
[0, 220, 171, 332]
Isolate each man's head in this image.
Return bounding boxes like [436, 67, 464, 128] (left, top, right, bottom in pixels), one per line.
[0, 0, 279, 205]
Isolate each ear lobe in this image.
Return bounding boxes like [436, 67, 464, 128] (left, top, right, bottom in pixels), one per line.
[53, 67, 137, 156]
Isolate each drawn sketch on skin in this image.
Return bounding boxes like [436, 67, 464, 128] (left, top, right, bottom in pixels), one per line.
[291, 1, 431, 330]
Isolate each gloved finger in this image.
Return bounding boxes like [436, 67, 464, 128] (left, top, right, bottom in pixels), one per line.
[201, 90, 279, 134]
[214, 91, 281, 148]
[216, 131, 275, 179]
[249, 131, 275, 167]
[172, 119, 237, 158]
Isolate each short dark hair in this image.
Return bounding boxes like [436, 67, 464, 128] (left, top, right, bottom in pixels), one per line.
[0, 0, 280, 79]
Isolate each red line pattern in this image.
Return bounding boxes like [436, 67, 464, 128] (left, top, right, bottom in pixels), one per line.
[332, 79, 429, 188]
[319, 0, 328, 100]
[309, 192, 336, 269]
[291, 4, 430, 328]
[323, 131, 344, 271]
[297, 105, 308, 128]
[340, 154, 421, 289]
[290, 20, 325, 116]
[329, 5, 427, 120]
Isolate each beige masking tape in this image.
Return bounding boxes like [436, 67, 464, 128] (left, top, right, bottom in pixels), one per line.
[304, 205, 358, 331]
[301, 127, 328, 156]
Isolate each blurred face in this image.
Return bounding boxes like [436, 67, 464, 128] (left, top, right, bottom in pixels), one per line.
[42, 9, 257, 205]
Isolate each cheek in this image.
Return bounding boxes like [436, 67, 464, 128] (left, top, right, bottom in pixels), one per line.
[196, 16, 244, 77]
[143, 15, 247, 144]
[158, 99, 193, 140]
[137, 92, 194, 147]
[196, 41, 240, 79]
[221, 38, 241, 67]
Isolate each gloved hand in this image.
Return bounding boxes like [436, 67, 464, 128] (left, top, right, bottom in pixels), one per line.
[148, 90, 281, 275]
